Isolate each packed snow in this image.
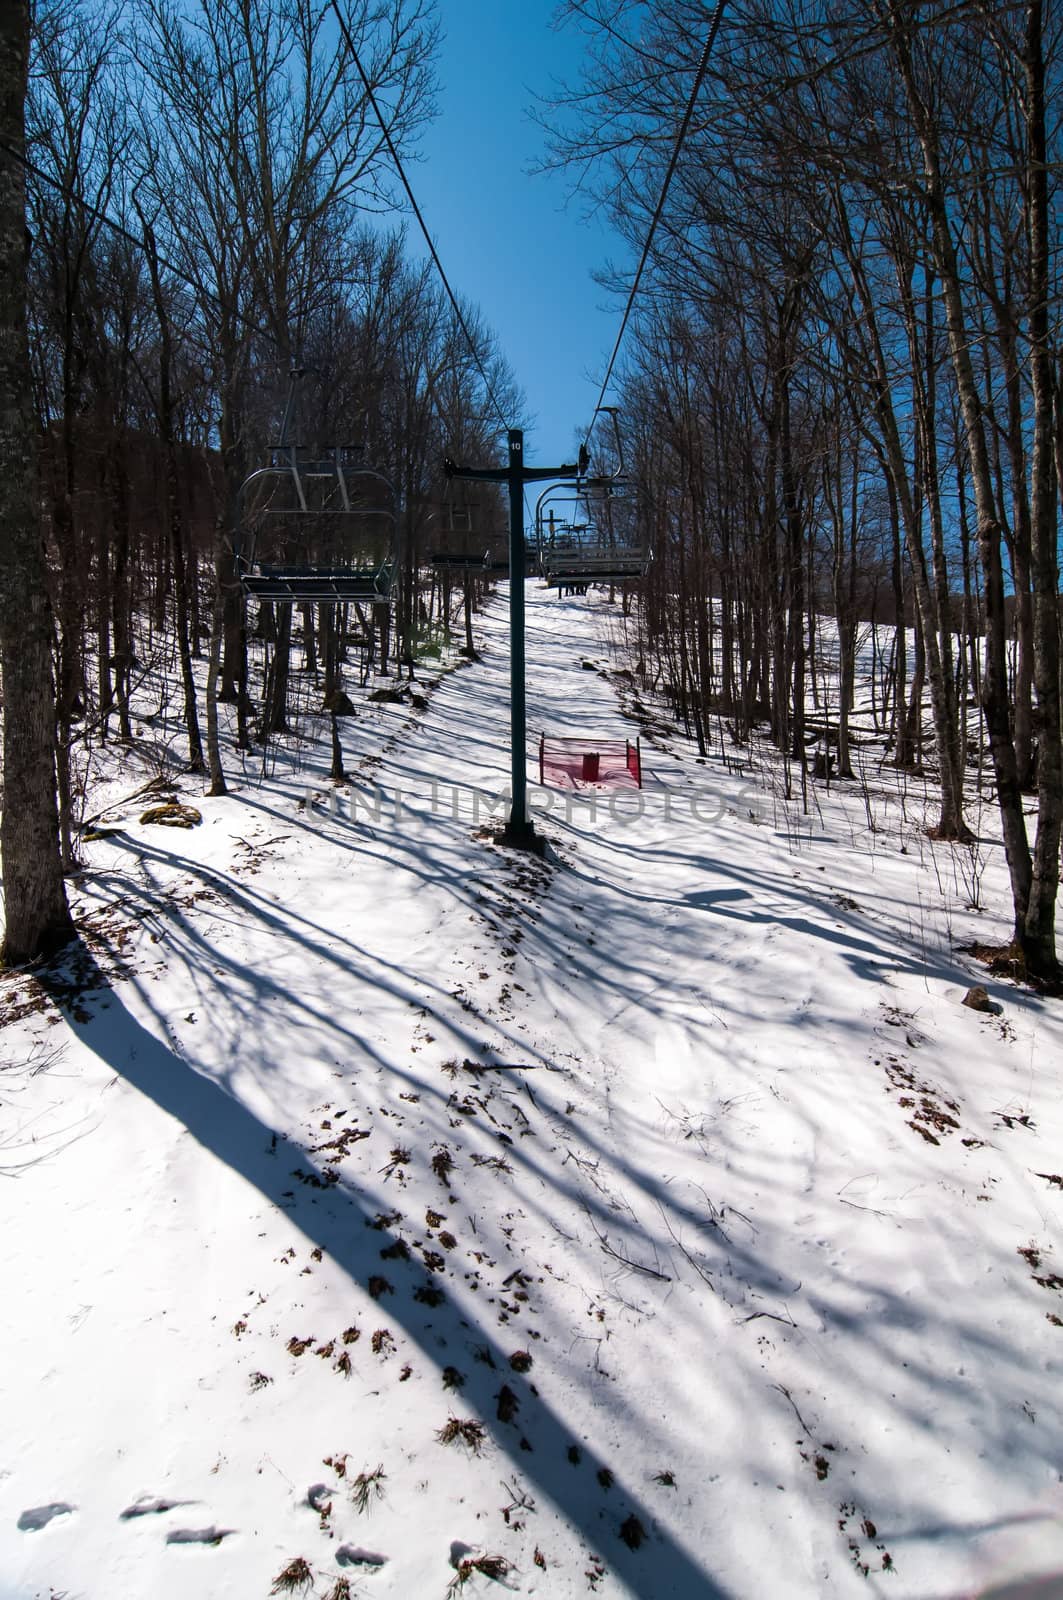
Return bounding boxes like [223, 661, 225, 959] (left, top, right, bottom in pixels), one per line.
[1, 585, 1061, 1600]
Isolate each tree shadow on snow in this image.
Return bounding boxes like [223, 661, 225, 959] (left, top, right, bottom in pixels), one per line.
[46, 947, 731, 1600]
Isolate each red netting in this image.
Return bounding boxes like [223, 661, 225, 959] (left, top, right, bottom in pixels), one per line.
[538, 735, 642, 789]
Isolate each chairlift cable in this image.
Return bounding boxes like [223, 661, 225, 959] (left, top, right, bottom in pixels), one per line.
[11, 7, 720, 474]
[330, 0, 513, 438]
[583, 0, 726, 449]
[0, 139, 280, 351]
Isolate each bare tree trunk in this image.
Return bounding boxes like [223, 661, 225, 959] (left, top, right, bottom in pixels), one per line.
[95, 508, 112, 739]
[109, 429, 133, 740]
[329, 706, 346, 782]
[301, 601, 317, 674]
[265, 603, 292, 733]
[1020, 0, 1061, 982]
[463, 574, 474, 655]
[779, 358, 807, 764]
[140, 219, 205, 774]
[321, 602, 338, 699]
[0, 0, 74, 964]
[204, 529, 230, 796]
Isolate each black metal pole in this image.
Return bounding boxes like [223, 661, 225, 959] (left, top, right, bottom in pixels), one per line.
[443, 442, 591, 855]
[502, 429, 534, 847]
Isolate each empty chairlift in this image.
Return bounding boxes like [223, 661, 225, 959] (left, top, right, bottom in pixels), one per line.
[534, 411, 648, 588]
[535, 489, 648, 588]
[236, 371, 397, 604]
[426, 501, 507, 575]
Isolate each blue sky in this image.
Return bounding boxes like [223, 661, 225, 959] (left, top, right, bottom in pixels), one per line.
[404, 1, 630, 466]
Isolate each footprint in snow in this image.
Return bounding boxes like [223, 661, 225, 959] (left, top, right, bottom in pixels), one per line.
[166, 1526, 235, 1546]
[18, 1503, 75, 1532]
[336, 1545, 388, 1568]
[120, 1496, 193, 1519]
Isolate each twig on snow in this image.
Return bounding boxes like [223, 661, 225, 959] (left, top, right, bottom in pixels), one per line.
[837, 1196, 891, 1217]
[742, 1308, 796, 1328]
[774, 1383, 815, 1436]
[461, 1059, 560, 1073]
[656, 1203, 717, 1291]
[592, 1224, 671, 1282]
[563, 1147, 611, 1195]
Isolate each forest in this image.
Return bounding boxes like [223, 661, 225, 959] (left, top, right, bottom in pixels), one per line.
[1, 0, 1061, 983]
[3, 10, 1063, 1595]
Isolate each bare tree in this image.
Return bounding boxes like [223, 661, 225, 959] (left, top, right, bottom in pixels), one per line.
[540, 0, 1062, 978]
[134, 0, 440, 775]
[26, 0, 129, 861]
[0, 0, 74, 965]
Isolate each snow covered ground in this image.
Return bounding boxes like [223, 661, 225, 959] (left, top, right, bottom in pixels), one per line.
[1, 585, 1062, 1600]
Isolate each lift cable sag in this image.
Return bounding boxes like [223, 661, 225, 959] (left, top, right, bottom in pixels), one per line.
[583, 0, 726, 447]
[0, 139, 279, 352]
[331, 0, 513, 437]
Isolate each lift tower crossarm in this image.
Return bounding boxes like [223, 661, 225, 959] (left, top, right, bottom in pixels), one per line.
[443, 429, 588, 850]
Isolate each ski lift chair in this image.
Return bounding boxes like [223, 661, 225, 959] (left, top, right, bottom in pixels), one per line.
[237, 447, 396, 602]
[534, 472, 648, 589]
[427, 485, 507, 575]
[427, 503, 491, 574]
[236, 371, 397, 604]
[537, 515, 649, 587]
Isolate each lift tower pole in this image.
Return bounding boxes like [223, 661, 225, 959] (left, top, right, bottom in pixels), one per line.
[445, 430, 586, 850]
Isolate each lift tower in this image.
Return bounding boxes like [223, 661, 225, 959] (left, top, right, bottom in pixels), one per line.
[444, 429, 587, 850]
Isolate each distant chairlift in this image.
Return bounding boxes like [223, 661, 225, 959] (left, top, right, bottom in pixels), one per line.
[535, 490, 649, 586]
[537, 518, 648, 586]
[534, 412, 648, 588]
[237, 371, 397, 604]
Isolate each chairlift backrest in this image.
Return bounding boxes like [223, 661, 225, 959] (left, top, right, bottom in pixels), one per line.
[426, 482, 507, 574]
[236, 371, 397, 604]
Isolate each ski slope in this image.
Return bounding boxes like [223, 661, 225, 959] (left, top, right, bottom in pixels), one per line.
[1, 585, 1061, 1600]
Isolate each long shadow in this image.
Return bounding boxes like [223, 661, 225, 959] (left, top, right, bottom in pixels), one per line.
[75, 828, 793, 1348]
[79, 835, 760, 1266]
[84, 830, 548, 1078]
[50, 954, 730, 1599]
[555, 840, 1022, 1008]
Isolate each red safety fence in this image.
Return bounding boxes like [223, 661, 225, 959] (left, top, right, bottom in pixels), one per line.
[538, 734, 642, 789]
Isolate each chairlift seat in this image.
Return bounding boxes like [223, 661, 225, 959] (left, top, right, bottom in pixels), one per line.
[241, 562, 394, 603]
[427, 550, 492, 571]
[544, 552, 647, 584]
[236, 384, 397, 594]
